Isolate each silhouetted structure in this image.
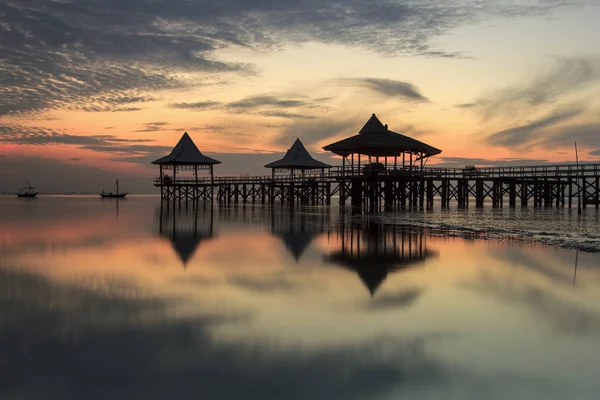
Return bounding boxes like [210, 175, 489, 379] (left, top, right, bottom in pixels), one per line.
[325, 221, 434, 295]
[324, 113, 441, 169]
[158, 204, 215, 268]
[151, 116, 600, 210]
[153, 132, 221, 203]
[323, 113, 442, 209]
[262, 138, 332, 205]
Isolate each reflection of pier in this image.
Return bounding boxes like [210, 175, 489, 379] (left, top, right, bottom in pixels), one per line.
[270, 207, 331, 262]
[325, 222, 434, 295]
[158, 204, 215, 268]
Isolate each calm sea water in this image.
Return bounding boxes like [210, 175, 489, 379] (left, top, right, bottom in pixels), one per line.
[1, 195, 600, 399]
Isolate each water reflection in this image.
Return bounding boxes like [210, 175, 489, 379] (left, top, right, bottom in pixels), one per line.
[157, 204, 215, 268]
[326, 221, 435, 296]
[2, 197, 600, 399]
[270, 207, 330, 262]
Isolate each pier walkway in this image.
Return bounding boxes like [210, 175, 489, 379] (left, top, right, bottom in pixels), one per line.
[154, 162, 600, 209]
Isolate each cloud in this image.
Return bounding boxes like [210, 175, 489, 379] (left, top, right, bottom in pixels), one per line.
[454, 103, 477, 109]
[227, 95, 308, 109]
[169, 101, 223, 111]
[258, 111, 316, 120]
[1, 0, 587, 116]
[0, 124, 171, 163]
[464, 56, 600, 120]
[276, 118, 357, 148]
[536, 122, 600, 149]
[337, 78, 430, 102]
[486, 107, 583, 148]
[171, 94, 326, 119]
[134, 122, 172, 133]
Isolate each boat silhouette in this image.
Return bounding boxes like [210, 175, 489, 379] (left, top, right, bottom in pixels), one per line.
[17, 180, 38, 198]
[100, 179, 128, 198]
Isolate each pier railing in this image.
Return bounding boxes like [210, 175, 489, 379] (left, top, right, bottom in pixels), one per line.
[155, 163, 600, 186]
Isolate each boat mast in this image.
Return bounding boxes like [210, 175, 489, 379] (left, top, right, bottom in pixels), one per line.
[116, 179, 119, 194]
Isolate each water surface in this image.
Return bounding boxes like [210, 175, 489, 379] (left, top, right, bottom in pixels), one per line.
[1, 196, 600, 399]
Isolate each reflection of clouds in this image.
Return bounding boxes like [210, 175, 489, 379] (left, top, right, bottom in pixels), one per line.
[0, 236, 110, 257]
[2, 266, 598, 398]
[228, 273, 301, 293]
[364, 288, 424, 311]
[488, 247, 575, 286]
[0, 267, 445, 400]
[464, 272, 600, 336]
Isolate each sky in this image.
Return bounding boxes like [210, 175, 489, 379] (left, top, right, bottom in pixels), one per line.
[1, 0, 600, 193]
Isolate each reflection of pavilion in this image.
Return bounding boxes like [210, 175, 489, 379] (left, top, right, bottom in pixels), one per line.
[325, 222, 434, 295]
[270, 207, 331, 262]
[158, 204, 215, 268]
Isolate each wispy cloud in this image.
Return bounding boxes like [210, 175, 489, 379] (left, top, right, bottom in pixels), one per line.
[337, 78, 430, 102]
[170, 94, 326, 119]
[463, 56, 600, 120]
[0, 124, 170, 157]
[486, 107, 584, 148]
[169, 101, 223, 111]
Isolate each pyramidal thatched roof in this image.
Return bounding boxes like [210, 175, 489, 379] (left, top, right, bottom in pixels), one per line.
[265, 138, 331, 170]
[323, 114, 442, 158]
[152, 132, 221, 165]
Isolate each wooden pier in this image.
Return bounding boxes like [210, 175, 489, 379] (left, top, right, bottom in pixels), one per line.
[153, 115, 600, 210]
[154, 163, 600, 210]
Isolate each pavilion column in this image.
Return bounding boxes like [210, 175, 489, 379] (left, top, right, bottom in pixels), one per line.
[194, 165, 198, 203]
[173, 165, 178, 205]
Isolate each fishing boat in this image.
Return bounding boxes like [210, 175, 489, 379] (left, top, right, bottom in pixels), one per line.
[100, 179, 128, 199]
[17, 180, 38, 198]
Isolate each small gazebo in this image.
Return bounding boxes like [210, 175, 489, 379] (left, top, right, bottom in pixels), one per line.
[323, 114, 441, 173]
[265, 138, 331, 180]
[152, 132, 221, 187]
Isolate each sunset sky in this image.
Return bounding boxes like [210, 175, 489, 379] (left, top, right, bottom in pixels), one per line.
[1, 0, 600, 193]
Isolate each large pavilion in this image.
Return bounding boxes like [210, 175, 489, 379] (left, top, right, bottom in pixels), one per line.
[323, 113, 442, 174]
[265, 138, 331, 179]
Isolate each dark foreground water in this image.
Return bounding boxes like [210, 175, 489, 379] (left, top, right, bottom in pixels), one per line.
[1, 196, 600, 399]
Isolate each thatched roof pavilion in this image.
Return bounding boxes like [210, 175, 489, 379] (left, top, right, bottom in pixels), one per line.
[323, 114, 441, 171]
[265, 138, 331, 179]
[152, 132, 220, 184]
